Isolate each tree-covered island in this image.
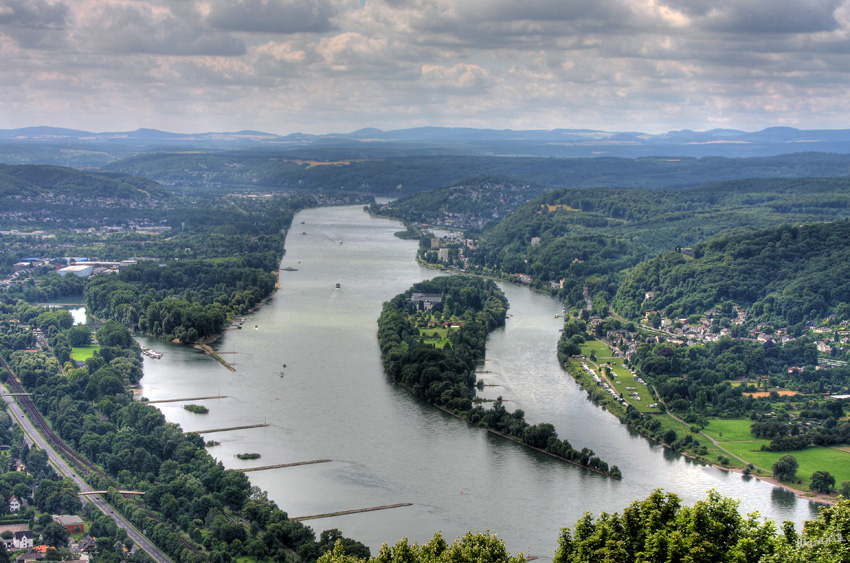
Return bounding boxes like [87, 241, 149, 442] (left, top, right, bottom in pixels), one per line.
[377, 276, 621, 478]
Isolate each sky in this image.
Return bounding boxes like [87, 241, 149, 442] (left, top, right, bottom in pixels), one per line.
[1, 0, 850, 135]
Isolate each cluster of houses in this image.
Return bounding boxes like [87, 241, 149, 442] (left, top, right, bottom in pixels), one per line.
[640, 307, 800, 348]
[3, 191, 170, 213]
[597, 303, 850, 371]
[0, 513, 100, 563]
[422, 234, 478, 267]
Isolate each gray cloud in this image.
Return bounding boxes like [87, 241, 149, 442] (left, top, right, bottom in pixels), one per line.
[0, 0, 67, 28]
[205, 0, 338, 34]
[2, 0, 850, 134]
[76, 2, 246, 56]
[697, 0, 843, 34]
[0, 0, 68, 48]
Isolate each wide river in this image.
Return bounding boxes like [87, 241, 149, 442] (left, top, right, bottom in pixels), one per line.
[136, 205, 818, 560]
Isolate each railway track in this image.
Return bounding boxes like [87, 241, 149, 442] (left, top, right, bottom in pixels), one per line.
[0, 354, 207, 560]
[3, 368, 107, 480]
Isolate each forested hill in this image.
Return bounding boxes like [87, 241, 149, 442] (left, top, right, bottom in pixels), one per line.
[614, 221, 850, 325]
[0, 163, 170, 200]
[369, 175, 550, 229]
[466, 177, 850, 310]
[105, 152, 850, 196]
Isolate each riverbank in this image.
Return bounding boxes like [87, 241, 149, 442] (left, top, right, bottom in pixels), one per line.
[396, 378, 619, 479]
[565, 337, 845, 505]
[192, 269, 280, 365]
[745, 471, 836, 506]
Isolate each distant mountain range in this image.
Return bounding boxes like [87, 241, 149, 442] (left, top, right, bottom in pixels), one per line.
[3, 125, 850, 160]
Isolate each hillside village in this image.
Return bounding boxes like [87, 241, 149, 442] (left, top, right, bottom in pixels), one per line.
[417, 230, 850, 379]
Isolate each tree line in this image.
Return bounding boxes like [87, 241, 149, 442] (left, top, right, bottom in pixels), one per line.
[315, 490, 850, 563]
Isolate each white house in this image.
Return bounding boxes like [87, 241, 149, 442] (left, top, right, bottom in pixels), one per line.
[13, 531, 33, 550]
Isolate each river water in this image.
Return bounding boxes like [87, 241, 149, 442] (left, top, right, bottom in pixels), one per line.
[135, 205, 818, 559]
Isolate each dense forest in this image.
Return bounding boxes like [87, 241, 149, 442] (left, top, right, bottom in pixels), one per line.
[463, 177, 850, 312]
[377, 276, 620, 477]
[106, 151, 850, 196]
[614, 221, 850, 325]
[79, 194, 315, 342]
[85, 257, 279, 342]
[0, 163, 170, 200]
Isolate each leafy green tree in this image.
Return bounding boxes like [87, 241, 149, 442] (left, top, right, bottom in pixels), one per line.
[764, 498, 850, 562]
[316, 530, 371, 560]
[41, 522, 70, 548]
[318, 532, 525, 563]
[554, 490, 781, 563]
[772, 455, 799, 481]
[67, 325, 92, 347]
[810, 471, 835, 493]
[96, 320, 133, 348]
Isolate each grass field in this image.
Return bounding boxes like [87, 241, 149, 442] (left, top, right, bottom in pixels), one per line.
[653, 414, 748, 467]
[418, 326, 458, 349]
[572, 337, 850, 487]
[70, 346, 100, 361]
[578, 339, 656, 413]
[702, 418, 759, 442]
[581, 339, 613, 355]
[702, 417, 850, 482]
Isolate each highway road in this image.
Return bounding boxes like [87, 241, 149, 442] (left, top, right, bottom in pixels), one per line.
[1, 390, 174, 563]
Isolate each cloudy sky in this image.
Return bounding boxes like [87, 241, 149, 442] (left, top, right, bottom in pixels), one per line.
[2, 0, 850, 134]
